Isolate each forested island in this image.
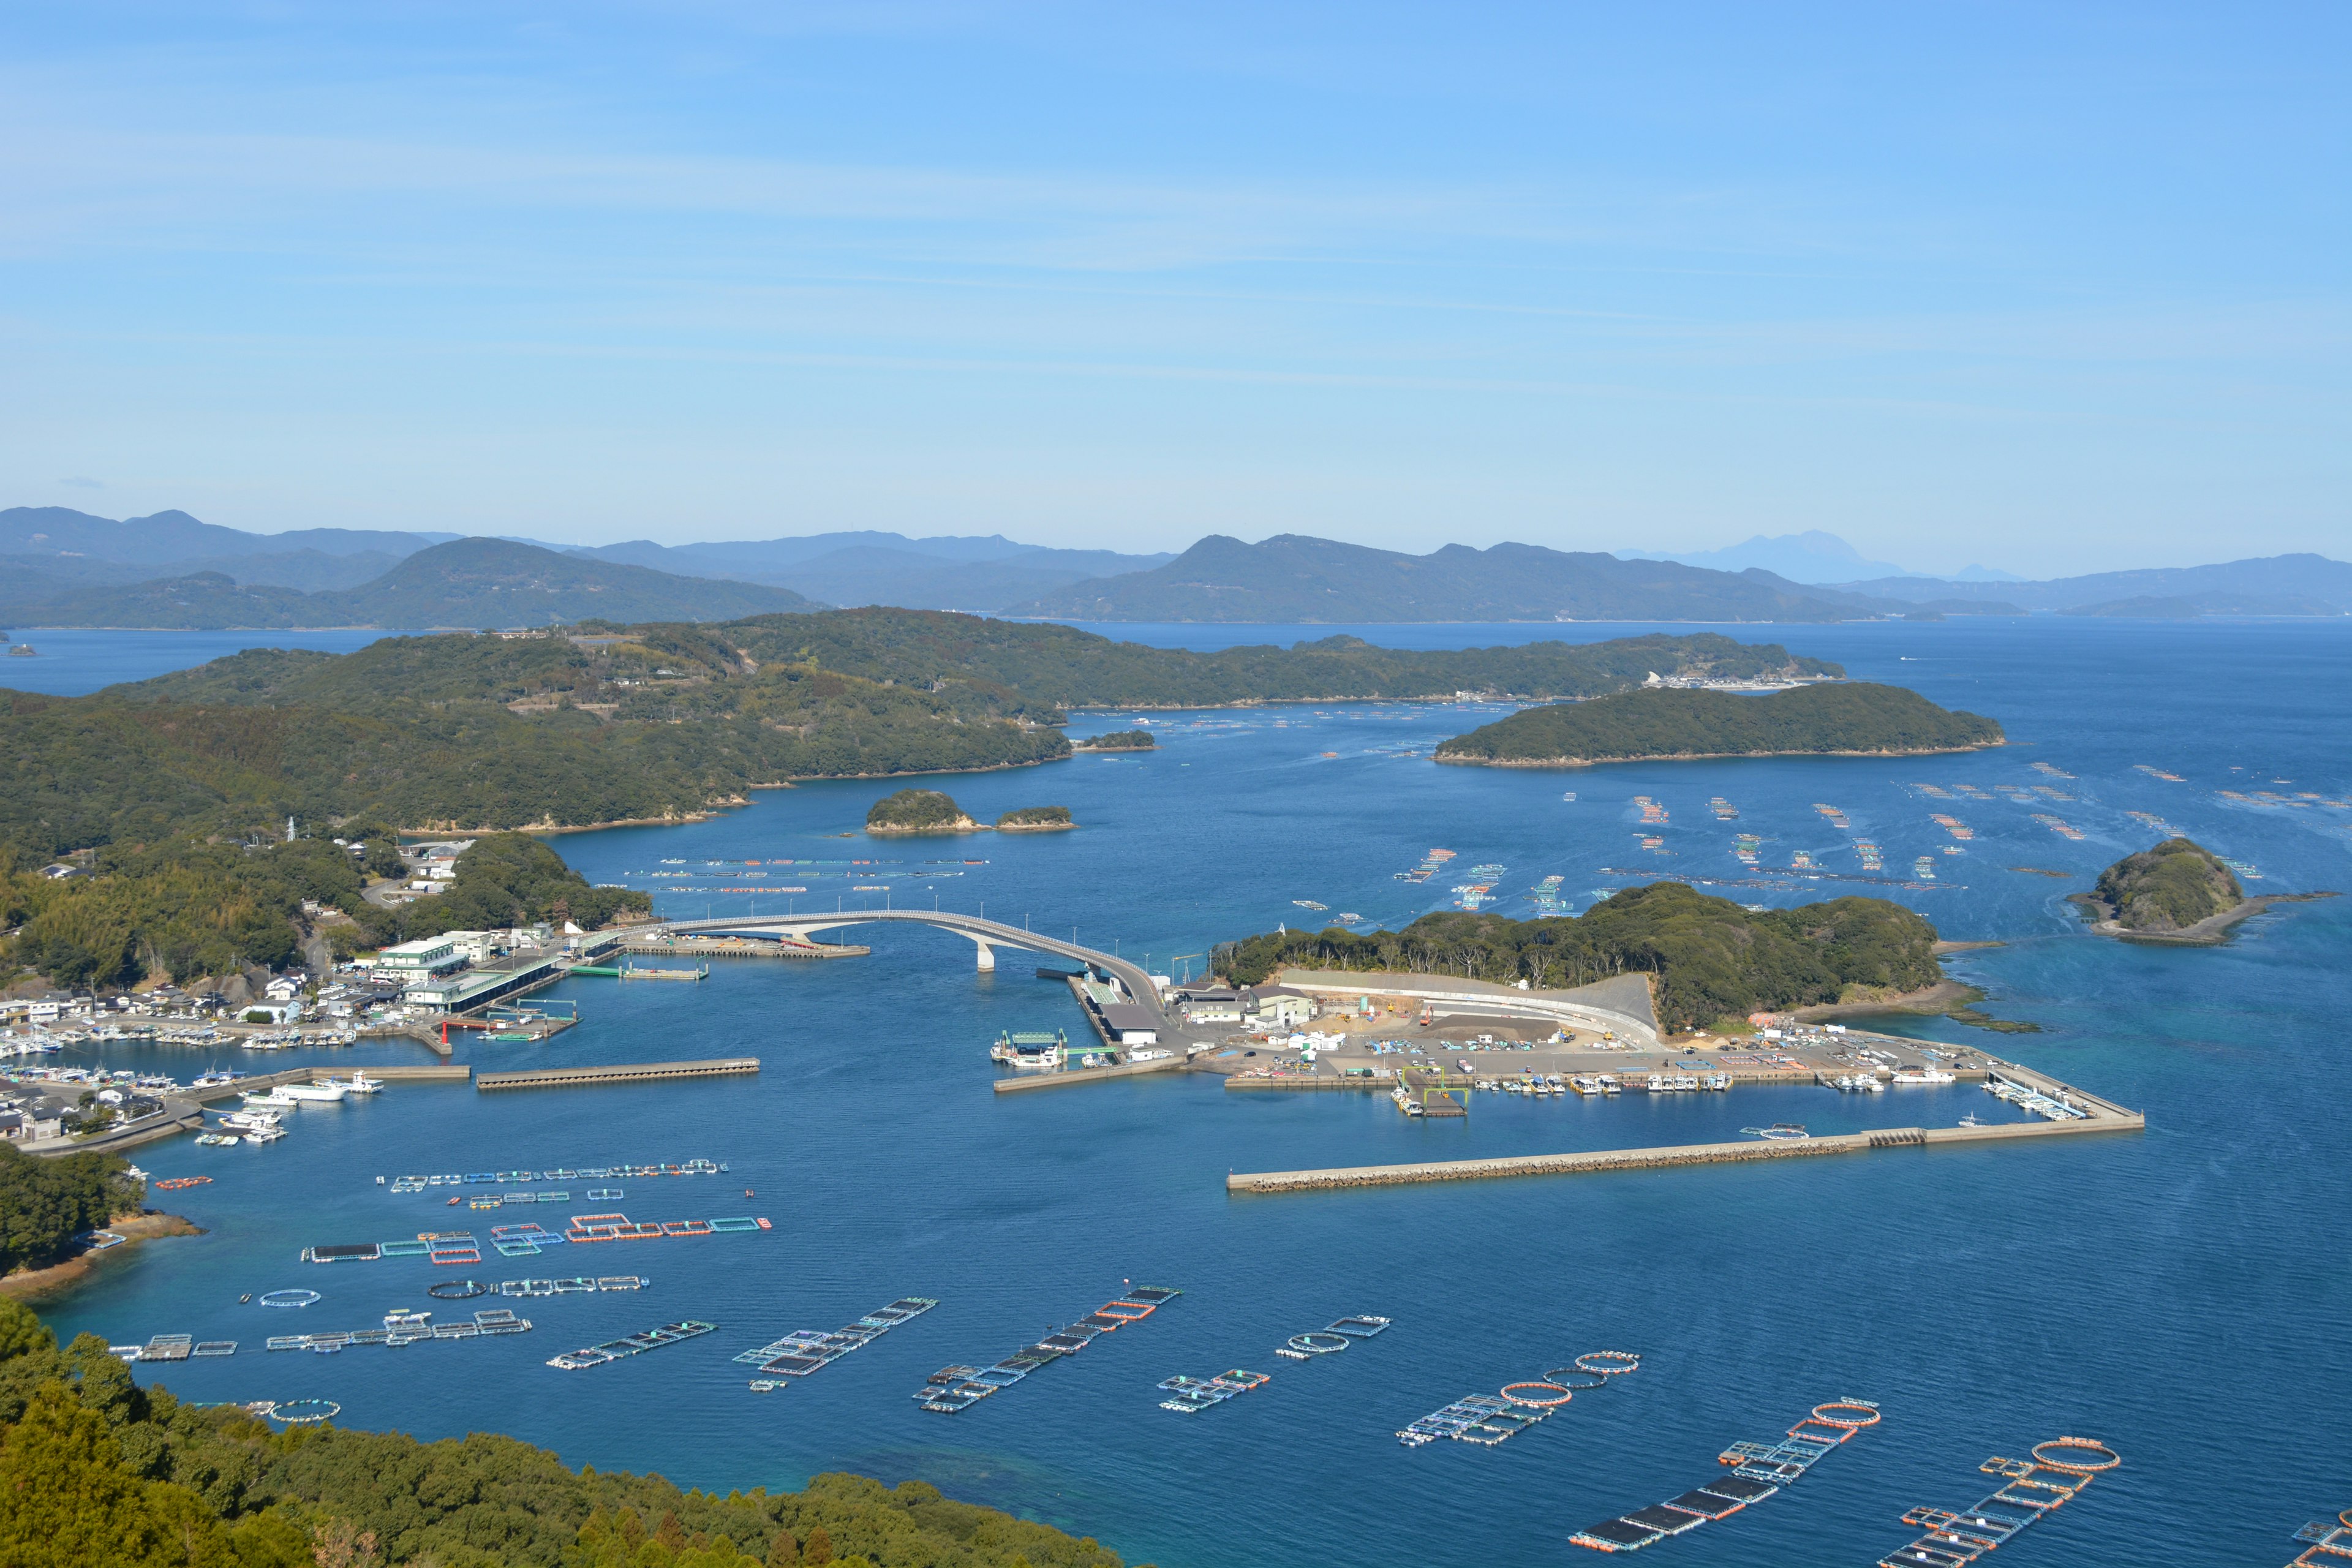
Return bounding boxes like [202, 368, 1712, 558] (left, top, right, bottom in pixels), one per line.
[0, 1298, 1130, 1568]
[865, 789, 982, 834]
[1432, 682, 2003, 767]
[1072, 730, 1155, 750]
[1216, 881, 1941, 1034]
[2070, 836, 2331, 944]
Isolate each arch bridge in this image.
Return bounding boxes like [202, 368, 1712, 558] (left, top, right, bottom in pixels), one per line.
[649, 910, 1168, 1027]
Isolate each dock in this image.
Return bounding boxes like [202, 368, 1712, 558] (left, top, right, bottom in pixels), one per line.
[619, 935, 868, 960]
[1227, 1064, 2144, 1194]
[474, 1058, 760, 1092]
[993, 1056, 1190, 1094]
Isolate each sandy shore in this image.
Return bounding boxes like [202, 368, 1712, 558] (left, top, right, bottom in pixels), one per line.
[1, 1212, 203, 1302]
[2070, 889, 2338, 946]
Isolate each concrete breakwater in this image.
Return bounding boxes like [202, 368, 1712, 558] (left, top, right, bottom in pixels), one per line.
[993, 1056, 1189, 1095]
[1227, 1098, 2145, 1194]
[475, 1058, 760, 1092]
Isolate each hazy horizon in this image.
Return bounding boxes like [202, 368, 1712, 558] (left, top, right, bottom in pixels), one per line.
[2, 5, 2343, 576]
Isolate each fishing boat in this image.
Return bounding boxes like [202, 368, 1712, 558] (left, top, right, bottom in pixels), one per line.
[274, 1081, 350, 1103]
[242, 1126, 287, 1144]
[1892, 1068, 1956, 1085]
[241, 1087, 296, 1107]
[322, 1072, 383, 1095]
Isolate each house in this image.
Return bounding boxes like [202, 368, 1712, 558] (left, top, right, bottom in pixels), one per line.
[1171, 987, 1245, 1025]
[1243, 986, 1317, 1030]
[263, 976, 304, 1003]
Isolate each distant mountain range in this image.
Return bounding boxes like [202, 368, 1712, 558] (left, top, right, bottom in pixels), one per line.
[1823, 554, 2352, 616]
[569, 533, 1173, 612]
[1003, 534, 2000, 623]
[0, 538, 815, 629]
[1, 505, 2342, 627]
[1618, 530, 2026, 585]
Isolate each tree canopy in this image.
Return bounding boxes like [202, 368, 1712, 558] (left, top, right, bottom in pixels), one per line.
[1434, 682, 2003, 766]
[1216, 881, 1942, 1032]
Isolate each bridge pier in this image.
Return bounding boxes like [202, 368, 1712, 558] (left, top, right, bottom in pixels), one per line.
[971, 937, 997, 971]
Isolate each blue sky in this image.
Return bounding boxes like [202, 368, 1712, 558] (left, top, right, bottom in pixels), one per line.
[0, 2, 2343, 574]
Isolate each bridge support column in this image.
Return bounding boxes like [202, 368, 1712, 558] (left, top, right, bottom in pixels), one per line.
[970, 936, 997, 971]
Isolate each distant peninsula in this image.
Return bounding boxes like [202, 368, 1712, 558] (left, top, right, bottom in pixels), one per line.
[1432, 682, 2004, 768]
[2070, 836, 2333, 944]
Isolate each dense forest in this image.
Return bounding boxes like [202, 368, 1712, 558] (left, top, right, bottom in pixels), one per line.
[2, 828, 643, 991]
[1433, 682, 2004, 766]
[1216, 881, 1942, 1033]
[0, 1146, 143, 1275]
[2088, 837, 2244, 931]
[0, 1300, 1133, 1568]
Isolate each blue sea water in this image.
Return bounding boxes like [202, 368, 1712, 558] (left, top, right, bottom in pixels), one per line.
[37, 617, 2352, 1567]
[0, 627, 429, 696]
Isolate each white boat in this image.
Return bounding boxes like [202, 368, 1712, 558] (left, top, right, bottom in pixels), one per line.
[241, 1088, 298, 1107]
[217, 1110, 282, 1131]
[243, 1126, 287, 1144]
[321, 1072, 382, 1095]
[1891, 1068, 1956, 1085]
[273, 1081, 350, 1103]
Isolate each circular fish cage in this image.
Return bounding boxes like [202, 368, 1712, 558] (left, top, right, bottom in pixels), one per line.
[1541, 1367, 1610, 1390]
[256, 1289, 320, 1310]
[1286, 1333, 1350, 1355]
[426, 1280, 490, 1300]
[265, 1398, 340, 1425]
[2031, 1437, 2119, 1474]
[1500, 1381, 1573, 1408]
[1811, 1400, 1882, 1430]
[1574, 1350, 1640, 1376]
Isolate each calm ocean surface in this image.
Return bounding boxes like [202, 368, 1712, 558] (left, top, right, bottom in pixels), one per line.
[34, 617, 2352, 1567]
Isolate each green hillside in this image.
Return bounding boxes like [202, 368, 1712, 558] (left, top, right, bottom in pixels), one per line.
[1434, 682, 2002, 766]
[2089, 837, 2244, 931]
[1218, 881, 1941, 1033]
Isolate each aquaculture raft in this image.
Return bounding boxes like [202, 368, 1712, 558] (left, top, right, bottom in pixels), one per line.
[1276, 1313, 1390, 1361]
[732, 1297, 937, 1388]
[385, 1159, 724, 1194]
[2287, 1509, 2352, 1566]
[1879, 1437, 2119, 1567]
[1158, 1368, 1271, 1414]
[1400, 1348, 1634, 1448]
[263, 1308, 533, 1354]
[545, 1319, 716, 1370]
[1569, 1398, 1878, 1552]
[919, 1286, 1180, 1414]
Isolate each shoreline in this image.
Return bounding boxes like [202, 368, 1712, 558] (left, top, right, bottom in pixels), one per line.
[2068, 889, 2337, 946]
[1433, 741, 2006, 769]
[0, 1211, 203, 1302]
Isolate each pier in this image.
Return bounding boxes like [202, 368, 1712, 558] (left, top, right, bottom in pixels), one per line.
[474, 1058, 760, 1092]
[617, 933, 869, 960]
[1226, 1084, 2145, 1194]
[993, 1055, 1191, 1094]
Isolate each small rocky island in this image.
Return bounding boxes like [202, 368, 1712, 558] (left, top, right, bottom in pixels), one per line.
[865, 788, 982, 834]
[1072, 729, 1156, 751]
[2071, 836, 2331, 945]
[865, 790, 1076, 834]
[995, 805, 1076, 832]
[1434, 682, 2003, 768]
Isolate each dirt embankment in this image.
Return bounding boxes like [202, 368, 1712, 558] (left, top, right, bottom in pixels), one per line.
[0, 1212, 205, 1302]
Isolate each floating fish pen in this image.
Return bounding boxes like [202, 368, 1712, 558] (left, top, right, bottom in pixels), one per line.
[426, 1275, 644, 1299]
[313, 1212, 764, 1265]
[545, 1319, 716, 1371]
[1276, 1314, 1392, 1361]
[265, 1308, 533, 1354]
[731, 1297, 937, 1387]
[1398, 1392, 1553, 1448]
[385, 1159, 723, 1193]
[1879, 1436, 2119, 1567]
[258, 1289, 321, 1308]
[2288, 1510, 2352, 1566]
[920, 1287, 1179, 1415]
[1158, 1368, 1272, 1414]
[260, 1398, 339, 1425]
[1569, 1398, 1877, 1552]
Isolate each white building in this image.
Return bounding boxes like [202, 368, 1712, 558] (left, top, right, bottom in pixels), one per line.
[371, 935, 467, 979]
